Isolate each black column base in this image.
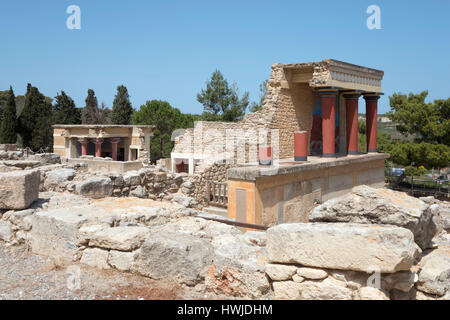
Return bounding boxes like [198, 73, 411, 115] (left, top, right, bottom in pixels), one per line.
[323, 153, 336, 158]
[294, 156, 307, 161]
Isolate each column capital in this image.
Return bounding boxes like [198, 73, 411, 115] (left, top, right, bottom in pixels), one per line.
[317, 89, 339, 98]
[78, 138, 89, 143]
[109, 138, 121, 144]
[93, 138, 104, 144]
[343, 92, 361, 100]
[363, 94, 381, 101]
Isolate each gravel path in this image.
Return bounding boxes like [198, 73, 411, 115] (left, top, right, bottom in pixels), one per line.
[0, 243, 219, 300]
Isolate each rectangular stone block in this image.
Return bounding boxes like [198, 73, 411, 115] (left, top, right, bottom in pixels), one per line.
[267, 223, 420, 273]
[0, 169, 40, 209]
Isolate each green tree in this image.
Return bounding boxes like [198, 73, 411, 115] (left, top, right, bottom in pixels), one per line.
[52, 91, 81, 124]
[385, 91, 450, 182]
[19, 84, 53, 151]
[110, 85, 133, 125]
[0, 87, 18, 144]
[249, 80, 268, 113]
[81, 89, 109, 124]
[197, 70, 249, 122]
[132, 100, 194, 163]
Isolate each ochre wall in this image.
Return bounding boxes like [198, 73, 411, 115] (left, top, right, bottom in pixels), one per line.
[227, 159, 385, 227]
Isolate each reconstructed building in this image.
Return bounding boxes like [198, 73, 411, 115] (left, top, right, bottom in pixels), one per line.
[172, 59, 389, 227]
[53, 125, 154, 168]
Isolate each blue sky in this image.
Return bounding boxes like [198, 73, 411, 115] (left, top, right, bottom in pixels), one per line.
[1, 0, 449, 115]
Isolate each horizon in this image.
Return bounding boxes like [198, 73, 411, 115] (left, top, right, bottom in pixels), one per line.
[1, 0, 449, 115]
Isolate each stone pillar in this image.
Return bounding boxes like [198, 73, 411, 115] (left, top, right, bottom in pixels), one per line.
[93, 138, 103, 157]
[294, 131, 308, 161]
[364, 95, 380, 153]
[109, 138, 121, 161]
[343, 93, 360, 155]
[130, 149, 136, 161]
[79, 138, 89, 156]
[258, 145, 273, 166]
[319, 90, 338, 157]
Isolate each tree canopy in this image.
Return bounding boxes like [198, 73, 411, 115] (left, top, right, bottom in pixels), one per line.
[110, 85, 133, 125]
[19, 84, 52, 151]
[81, 89, 109, 124]
[52, 91, 81, 125]
[197, 70, 249, 122]
[132, 100, 195, 163]
[385, 91, 450, 174]
[249, 80, 268, 113]
[0, 87, 18, 144]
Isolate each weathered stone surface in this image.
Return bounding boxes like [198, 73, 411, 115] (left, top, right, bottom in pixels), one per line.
[382, 271, 417, 293]
[0, 169, 40, 209]
[130, 185, 147, 198]
[108, 250, 139, 271]
[297, 277, 354, 300]
[88, 226, 149, 251]
[44, 169, 76, 190]
[0, 220, 12, 242]
[75, 177, 113, 199]
[265, 264, 297, 281]
[272, 281, 303, 300]
[30, 153, 61, 164]
[292, 274, 305, 283]
[358, 287, 389, 300]
[417, 247, 450, 296]
[80, 248, 110, 269]
[135, 231, 214, 285]
[267, 223, 420, 273]
[297, 267, 328, 280]
[309, 185, 437, 250]
[172, 195, 197, 208]
[123, 171, 141, 186]
[8, 209, 34, 231]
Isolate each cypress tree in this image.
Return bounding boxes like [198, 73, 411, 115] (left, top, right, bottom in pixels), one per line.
[110, 85, 133, 125]
[81, 89, 100, 124]
[19, 84, 53, 151]
[0, 87, 18, 144]
[52, 91, 81, 124]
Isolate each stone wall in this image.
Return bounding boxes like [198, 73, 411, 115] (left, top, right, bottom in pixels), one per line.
[41, 166, 186, 201]
[184, 163, 235, 208]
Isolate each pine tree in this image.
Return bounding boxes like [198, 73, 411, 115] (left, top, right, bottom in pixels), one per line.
[19, 84, 53, 151]
[81, 89, 100, 124]
[0, 87, 18, 144]
[110, 85, 133, 125]
[52, 91, 81, 124]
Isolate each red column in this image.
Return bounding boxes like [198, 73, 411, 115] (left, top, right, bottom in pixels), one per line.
[93, 138, 103, 157]
[294, 131, 308, 161]
[319, 90, 338, 157]
[343, 93, 360, 155]
[79, 138, 89, 156]
[109, 138, 120, 161]
[364, 95, 380, 153]
[130, 149, 136, 161]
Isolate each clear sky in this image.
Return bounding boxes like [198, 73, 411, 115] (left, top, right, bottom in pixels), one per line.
[1, 0, 449, 115]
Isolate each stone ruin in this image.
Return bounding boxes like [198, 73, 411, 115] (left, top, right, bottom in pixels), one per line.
[0, 147, 449, 300]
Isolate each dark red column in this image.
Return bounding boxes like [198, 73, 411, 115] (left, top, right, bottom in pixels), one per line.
[319, 90, 338, 157]
[79, 138, 89, 156]
[109, 138, 120, 161]
[364, 95, 380, 153]
[294, 131, 308, 161]
[343, 93, 360, 155]
[93, 138, 103, 157]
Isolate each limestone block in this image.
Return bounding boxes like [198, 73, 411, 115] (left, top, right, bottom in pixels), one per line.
[309, 185, 438, 250]
[358, 287, 389, 300]
[88, 226, 149, 251]
[0, 220, 12, 242]
[265, 264, 297, 281]
[80, 248, 110, 269]
[108, 250, 139, 271]
[267, 223, 420, 273]
[297, 267, 328, 280]
[75, 177, 113, 199]
[0, 169, 40, 209]
[417, 247, 450, 296]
